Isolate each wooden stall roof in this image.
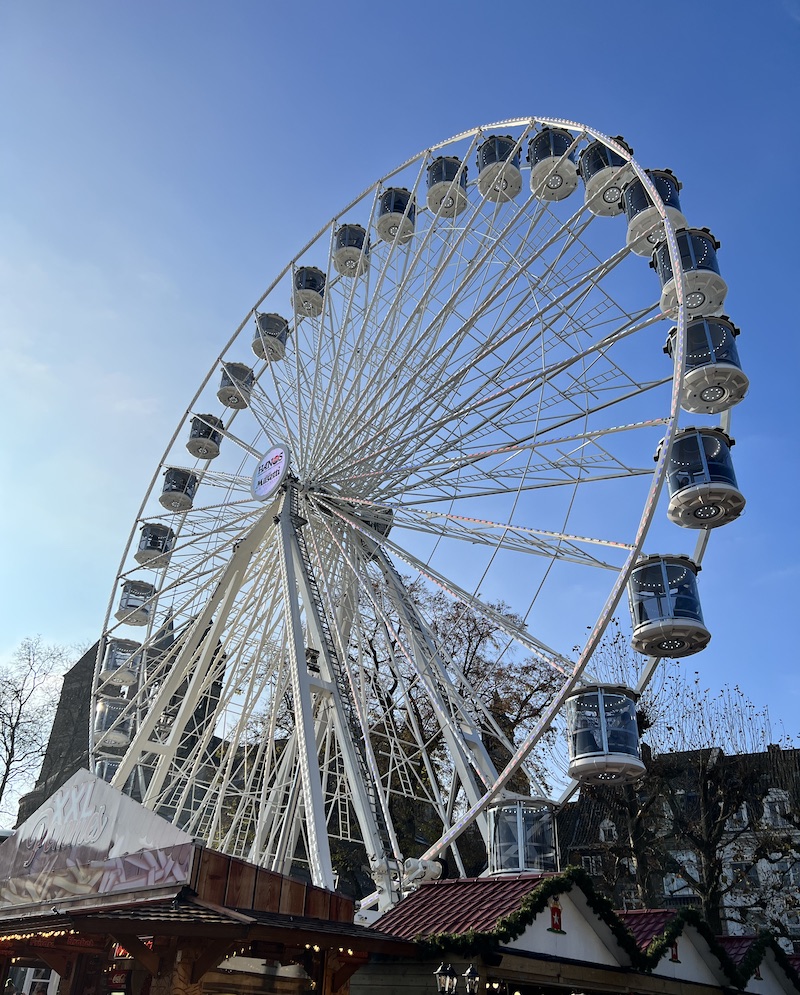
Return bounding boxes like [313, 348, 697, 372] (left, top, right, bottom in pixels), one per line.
[0, 892, 417, 956]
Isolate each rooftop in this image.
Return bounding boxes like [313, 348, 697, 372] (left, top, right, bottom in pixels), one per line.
[375, 874, 549, 940]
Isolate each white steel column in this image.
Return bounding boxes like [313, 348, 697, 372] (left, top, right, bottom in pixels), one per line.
[290, 535, 402, 901]
[275, 491, 335, 890]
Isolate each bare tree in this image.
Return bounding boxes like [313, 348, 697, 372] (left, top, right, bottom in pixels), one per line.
[327, 577, 562, 892]
[561, 658, 800, 943]
[645, 675, 800, 938]
[0, 637, 68, 822]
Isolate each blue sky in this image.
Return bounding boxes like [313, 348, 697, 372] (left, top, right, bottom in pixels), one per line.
[1, 1, 798, 731]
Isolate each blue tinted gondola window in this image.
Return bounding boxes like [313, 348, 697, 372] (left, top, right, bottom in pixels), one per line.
[665, 562, 704, 621]
[428, 157, 466, 187]
[567, 691, 602, 758]
[701, 432, 738, 485]
[529, 129, 574, 163]
[604, 693, 639, 756]
[478, 136, 519, 169]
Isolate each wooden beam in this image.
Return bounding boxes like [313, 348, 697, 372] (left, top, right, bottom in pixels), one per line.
[110, 934, 160, 976]
[29, 950, 71, 977]
[190, 940, 237, 984]
[78, 916, 243, 939]
[332, 960, 366, 993]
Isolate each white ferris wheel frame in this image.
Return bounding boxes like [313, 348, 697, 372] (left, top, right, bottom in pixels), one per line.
[89, 117, 724, 910]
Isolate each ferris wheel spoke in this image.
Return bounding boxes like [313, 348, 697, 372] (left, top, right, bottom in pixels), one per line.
[321, 294, 665, 487]
[387, 451, 653, 502]
[386, 508, 626, 568]
[390, 307, 664, 462]
[393, 380, 669, 485]
[328, 424, 659, 505]
[186, 410, 265, 462]
[130, 504, 267, 590]
[305, 220, 438, 465]
[347, 577, 551, 804]
[314, 183, 573, 472]
[312, 511, 506, 802]
[141, 608, 289, 834]
[324, 506, 574, 676]
[161, 466, 255, 500]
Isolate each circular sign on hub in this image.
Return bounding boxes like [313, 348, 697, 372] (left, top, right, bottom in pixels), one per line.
[251, 444, 290, 501]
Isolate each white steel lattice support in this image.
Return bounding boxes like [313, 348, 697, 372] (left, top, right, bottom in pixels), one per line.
[274, 488, 335, 891]
[288, 531, 402, 905]
[249, 727, 300, 868]
[372, 547, 499, 826]
[110, 498, 281, 797]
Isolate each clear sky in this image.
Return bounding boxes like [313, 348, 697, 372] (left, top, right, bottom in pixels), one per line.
[1, 1, 798, 732]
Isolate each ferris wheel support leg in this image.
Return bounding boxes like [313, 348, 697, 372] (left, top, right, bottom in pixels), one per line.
[141, 574, 241, 808]
[444, 777, 468, 878]
[281, 707, 349, 879]
[290, 517, 403, 906]
[275, 494, 336, 891]
[372, 546, 497, 831]
[274, 753, 308, 878]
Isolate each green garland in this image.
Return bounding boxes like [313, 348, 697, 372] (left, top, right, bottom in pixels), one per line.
[645, 908, 731, 977]
[415, 866, 797, 991]
[738, 929, 800, 990]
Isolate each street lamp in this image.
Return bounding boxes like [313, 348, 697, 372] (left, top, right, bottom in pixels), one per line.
[434, 964, 458, 994]
[463, 965, 480, 995]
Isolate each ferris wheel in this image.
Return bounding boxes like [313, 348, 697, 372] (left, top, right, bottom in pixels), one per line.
[90, 118, 747, 911]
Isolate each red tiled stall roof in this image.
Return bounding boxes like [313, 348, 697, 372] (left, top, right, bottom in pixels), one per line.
[616, 909, 676, 950]
[717, 935, 759, 964]
[374, 874, 549, 940]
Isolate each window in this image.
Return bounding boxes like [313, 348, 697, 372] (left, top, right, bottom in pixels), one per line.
[582, 854, 603, 876]
[727, 802, 749, 829]
[785, 912, 800, 939]
[663, 872, 697, 898]
[673, 789, 700, 820]
[771, 858, 800, 888]
[620, 887, 644, 910]
[730, 861, 760, 891]
[763, 789, 790, 827]
[599, 818, 618, 843]
[663, 851, 698, 898]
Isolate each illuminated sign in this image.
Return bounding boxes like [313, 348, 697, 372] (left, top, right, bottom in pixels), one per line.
[251, 443, 290, 501]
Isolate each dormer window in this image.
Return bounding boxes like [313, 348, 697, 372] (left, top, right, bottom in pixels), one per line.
[763, 788, 789, 826]
[599, 818, 618, 843]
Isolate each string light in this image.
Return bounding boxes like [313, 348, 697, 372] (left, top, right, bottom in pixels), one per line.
[0, 929, 74, 942]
